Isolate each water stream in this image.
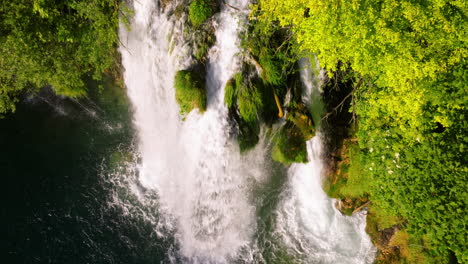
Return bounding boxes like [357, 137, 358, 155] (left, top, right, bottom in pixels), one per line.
[272, 59, 375, 263]
[119, 0, 375, 263]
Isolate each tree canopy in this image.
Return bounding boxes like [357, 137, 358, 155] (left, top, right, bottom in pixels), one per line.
[259, 0, 467, 261]
[0, 0, 126, 115]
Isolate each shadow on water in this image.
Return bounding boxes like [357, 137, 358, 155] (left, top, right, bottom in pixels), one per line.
[0, 77, 172, 263]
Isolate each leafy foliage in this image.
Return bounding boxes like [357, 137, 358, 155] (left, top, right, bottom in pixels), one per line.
[0, 0, 128, 116]
[174, 70, 207, 115]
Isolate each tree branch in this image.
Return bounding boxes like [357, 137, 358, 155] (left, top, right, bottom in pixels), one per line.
[322, 77, 362, 121]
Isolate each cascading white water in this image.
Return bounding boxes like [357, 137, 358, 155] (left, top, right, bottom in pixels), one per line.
[119, 0, 266, 262]
[119, 0, 375, 263]
[274, 58, 375, 263]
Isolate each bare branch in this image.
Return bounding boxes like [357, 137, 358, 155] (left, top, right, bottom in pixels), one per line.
[322, 77, 362, 121]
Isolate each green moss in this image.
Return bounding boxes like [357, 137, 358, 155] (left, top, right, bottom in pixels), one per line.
[287, 105, 315, 140]
[188, 0, 213, 28]
[338, 141, 373, 198]
[272, 123, 307, 164]
[194, 42, 208, 60]
[224, 79, 236, 108]
[224, 71, 263, 123]
[224, 73, 261, 152]
[323, 175, 348, 199]
[238, 119, 259, 153]
[224, 73, 243, 108]
[369, 204, 401, 231]
[259, 49, 282, 85]
[193, 29, 215, 61]
[174, 70, 206, 115]
[238, 83, 262, 122]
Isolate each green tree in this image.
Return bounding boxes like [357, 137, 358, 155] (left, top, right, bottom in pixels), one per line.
[258, 0, 467, 261]
[0, 0, 127, 116]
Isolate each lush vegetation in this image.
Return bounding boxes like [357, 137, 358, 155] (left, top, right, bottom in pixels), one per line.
[174, 70, 207, 115]
[188, 0, 215, 28]
[259, 0, 467, 262]
[0, 0, 129, 116]
[221, 11, 319, 155]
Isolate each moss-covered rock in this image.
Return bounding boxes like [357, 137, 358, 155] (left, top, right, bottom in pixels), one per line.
[174, 69, 206, 115]
[224, 72, 263, 123]
[224, 73, 261, 152]
[272, 122, 308, 164]
[287, 104, 315, 140]
[192, 26, 216, 61]
[188, 0, 215, 28]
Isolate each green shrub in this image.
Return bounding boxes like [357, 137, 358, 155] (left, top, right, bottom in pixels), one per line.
[188, 0, 213, 27]
[174, 70, 206, 115]
[272, 123, 307, 164]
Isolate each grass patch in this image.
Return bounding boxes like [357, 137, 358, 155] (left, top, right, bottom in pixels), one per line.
[174, 70, 206, 115]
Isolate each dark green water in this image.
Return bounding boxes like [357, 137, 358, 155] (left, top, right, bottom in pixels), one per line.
[1, 80, 172, 263]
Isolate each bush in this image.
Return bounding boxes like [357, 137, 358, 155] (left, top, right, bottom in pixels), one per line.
[271, 123, 307, 164]
[188, 0, 213, 27]
[174, 70, 206, 115]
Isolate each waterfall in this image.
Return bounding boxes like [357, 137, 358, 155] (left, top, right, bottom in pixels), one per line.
[273, 58, 376, 263]
[120, 0, 265, 262]
[119, 0, 374, 263]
